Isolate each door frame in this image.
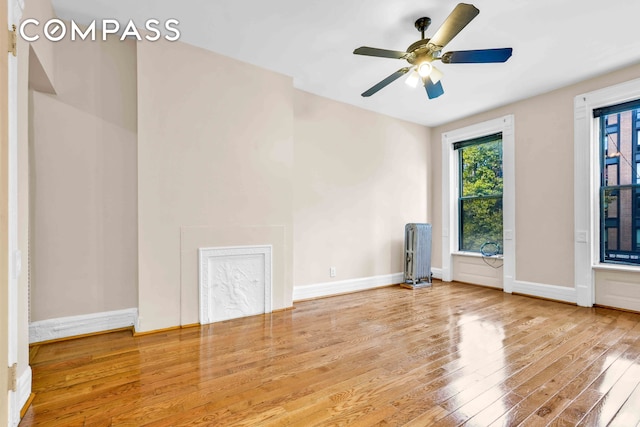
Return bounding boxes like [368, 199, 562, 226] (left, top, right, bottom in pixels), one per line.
[1, 0, 11, 421]
[7, 0, 23, 425]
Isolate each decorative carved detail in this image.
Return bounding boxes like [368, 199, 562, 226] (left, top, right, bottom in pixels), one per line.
[199, 245, 272, 324]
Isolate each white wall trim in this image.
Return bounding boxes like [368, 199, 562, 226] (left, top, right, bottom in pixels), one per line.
[17, 367, 31, 419]
[9, 367, 30, 427]
[593, 269, 640, 312]
[29, 308, 138, 344]
[574, 77, 640, 307]
[513, 281, 577, 304]
[441, 115, 515, 292]
[8, 1, 24, 425]
[294, 273, 405, 301]
[293, 269, 443, 301]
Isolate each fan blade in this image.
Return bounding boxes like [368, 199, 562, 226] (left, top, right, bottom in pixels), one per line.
[361, 68, 410, 97]
[424, 78, 444, 99]
[441, 48, 513, 63]
[354, 46, 409, 59]
[427, 3, 480, 51]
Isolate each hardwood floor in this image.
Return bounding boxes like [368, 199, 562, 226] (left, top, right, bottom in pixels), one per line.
[21, 281, 640, 426]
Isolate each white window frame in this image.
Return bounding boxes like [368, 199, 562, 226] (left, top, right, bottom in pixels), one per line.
[442, 115, 515, 292]
[574, 78, 640, 307]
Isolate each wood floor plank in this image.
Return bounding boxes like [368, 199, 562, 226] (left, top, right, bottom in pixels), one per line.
[607, 381, 640, 427]
[432, 323, 597, 426]
[578, 360, 640, 426]
[20, 282, 640, 427]
[477, 312, 640, 426]
[552, 326, 640, 425]
[510, 319, 634, 426]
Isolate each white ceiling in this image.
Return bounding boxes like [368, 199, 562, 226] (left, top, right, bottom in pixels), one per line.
[51, 0, 640, 127]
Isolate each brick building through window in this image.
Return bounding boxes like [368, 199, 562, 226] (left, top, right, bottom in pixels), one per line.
[600, 105, 640, 264]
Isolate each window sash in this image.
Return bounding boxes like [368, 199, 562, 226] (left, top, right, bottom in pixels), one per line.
[458, 140, 503, 198]
[598, 105, 640, 265]
[457, 137, 503, 253]
[453, 132, 502, 150]
[600, 184, 640, 265]
[458, 195, 504, 253]
[593, 98, 640, 118]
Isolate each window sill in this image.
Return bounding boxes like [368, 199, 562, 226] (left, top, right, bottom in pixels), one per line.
[452, 251, 504, 259]
[592, 263, 640, 273]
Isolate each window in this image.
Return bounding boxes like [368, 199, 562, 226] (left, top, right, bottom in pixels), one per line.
[574, 79, 640, 307]
[455, 133, 503, 253]
[442, 115, 513, 289]
[596, 101, 640, 265]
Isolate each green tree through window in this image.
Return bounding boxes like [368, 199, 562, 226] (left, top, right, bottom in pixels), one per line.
[456, 134, 503, 253]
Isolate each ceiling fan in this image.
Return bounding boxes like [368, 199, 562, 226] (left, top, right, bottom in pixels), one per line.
[353, 3, 513, 99]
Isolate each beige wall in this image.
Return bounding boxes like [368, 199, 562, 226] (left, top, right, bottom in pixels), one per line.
[22, 0, 56, 90]
[431, 63, 640, 289]
[293, 90, 430, 286]
[136, 40, 294, 332]
[30, 34, 138, 321]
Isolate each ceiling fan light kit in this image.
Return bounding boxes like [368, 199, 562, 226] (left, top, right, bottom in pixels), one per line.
[417, 62, 433, 78]
[405, 70, 421, 88]
[353, 3, 513, 99]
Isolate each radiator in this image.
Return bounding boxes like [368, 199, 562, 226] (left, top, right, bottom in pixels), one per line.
[403, 223, 432, 288]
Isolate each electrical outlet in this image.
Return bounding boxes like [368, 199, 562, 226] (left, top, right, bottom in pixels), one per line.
[330, 267, 336, 278]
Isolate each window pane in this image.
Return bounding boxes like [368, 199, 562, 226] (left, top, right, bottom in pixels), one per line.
[607, 228, 618, 251]
[460, 197, 503, 253]
[605, 164, 618, 186]
[460, 140, 503, 197]
[602, 186, 640, 264]
[606, 132, 619, 158]
[605, 190, 618, 218]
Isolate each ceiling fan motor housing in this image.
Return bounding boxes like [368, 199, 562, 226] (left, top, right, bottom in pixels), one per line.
[406, 40, 443, 68]
[409, 16, 437, 65]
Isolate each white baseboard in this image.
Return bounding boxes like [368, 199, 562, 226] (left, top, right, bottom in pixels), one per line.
[512, 280, 577, 304]
[294, 272, 404, 301]
[292, 270, 575, 305]
[294, 269, 444, 301]
[18, 366, 32, 408]
[10, 367, 32, 427]
[29, 308, 138, 344]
